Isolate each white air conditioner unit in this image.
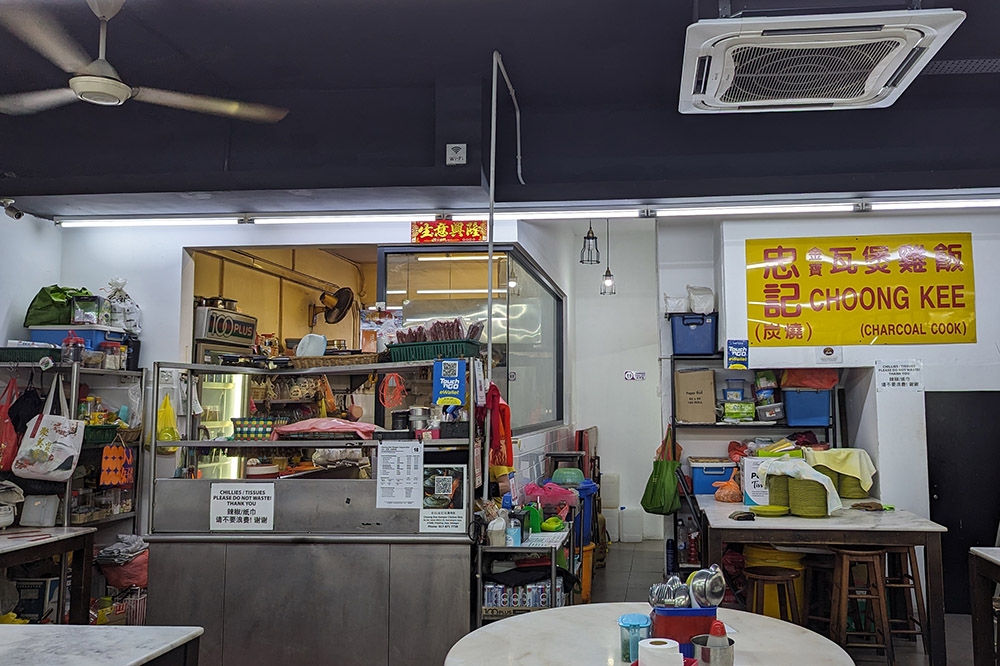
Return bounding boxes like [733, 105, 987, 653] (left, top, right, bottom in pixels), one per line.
[678, 8, 965, 113]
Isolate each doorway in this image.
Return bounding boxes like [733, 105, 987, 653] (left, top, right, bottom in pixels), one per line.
[925, 391, 1000, 613]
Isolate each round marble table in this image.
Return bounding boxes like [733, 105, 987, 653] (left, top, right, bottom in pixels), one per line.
[445, 603, 853, 666]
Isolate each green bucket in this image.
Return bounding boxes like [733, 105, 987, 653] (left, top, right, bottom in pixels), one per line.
[838, 475, 868, 499]
[767, 475, 789, 507]
[813, 464, 840, 486]
[788, 478, 828, 517]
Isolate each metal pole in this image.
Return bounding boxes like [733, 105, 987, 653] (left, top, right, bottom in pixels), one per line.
[483, 51, 500, 501]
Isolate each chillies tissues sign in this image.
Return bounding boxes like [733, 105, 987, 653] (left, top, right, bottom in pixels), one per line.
[746, 233, 975, 346]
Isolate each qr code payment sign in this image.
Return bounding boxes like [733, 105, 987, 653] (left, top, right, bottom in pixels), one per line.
[442, 361, 459, 378]
[434, 476, 453, 495]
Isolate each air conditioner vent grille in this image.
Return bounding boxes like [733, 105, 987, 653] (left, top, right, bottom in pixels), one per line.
[719, 39, 900, 103]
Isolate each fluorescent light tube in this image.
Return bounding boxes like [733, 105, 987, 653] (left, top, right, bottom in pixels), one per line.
[451, 209, 640, 221]
[58, 217, 242, 228]
[253, 214, 416, 225]
[385, 290, 407, 295]
[416, 289, 508, 295]
[868, 199, 1000, 212]
[655, 203, 856, 217]
[415, 255, 499, 262]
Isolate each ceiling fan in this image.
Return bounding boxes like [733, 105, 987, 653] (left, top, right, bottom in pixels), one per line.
[0, 0, 288, 122]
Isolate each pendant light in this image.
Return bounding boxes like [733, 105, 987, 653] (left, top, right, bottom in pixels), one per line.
[579, 223, 600, 265]
[507, 261, 521, 296]
[600, 219, 616, 295]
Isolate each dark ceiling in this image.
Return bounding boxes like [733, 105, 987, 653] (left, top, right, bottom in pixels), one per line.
[1, 0, 999, 217]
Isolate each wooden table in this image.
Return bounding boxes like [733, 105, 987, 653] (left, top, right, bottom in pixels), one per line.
[0, 625, 203, 665]
[445, 603, 853, 665]
[695, 495, 948, 666]
[0, 527, 96, 624]
[969, 547, 1000, 666]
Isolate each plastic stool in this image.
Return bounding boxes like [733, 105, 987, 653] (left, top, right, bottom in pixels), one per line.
[830, 546, 894, 665]
[802, 553, 835, 633]
[744, 565, 802, 625]
[885, 545, 928, 649]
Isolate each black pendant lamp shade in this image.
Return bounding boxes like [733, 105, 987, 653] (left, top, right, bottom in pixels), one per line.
[600, 219, 616, 295]
[579, 223, 600, 265]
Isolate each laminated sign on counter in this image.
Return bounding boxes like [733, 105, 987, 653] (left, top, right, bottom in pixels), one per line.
[432, 359, 466, 406]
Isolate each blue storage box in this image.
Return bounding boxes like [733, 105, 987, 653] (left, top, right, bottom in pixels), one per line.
[29, 325, 126, 350]
[783, 389, 830, 426]
[670, 313, 717, 355]
[690, 458, 736, 495]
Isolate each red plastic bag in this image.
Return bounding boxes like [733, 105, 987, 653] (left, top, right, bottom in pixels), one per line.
[100, 550, 148, 589]
[0, 378, 19, 471]
[780, 368, 838, 390]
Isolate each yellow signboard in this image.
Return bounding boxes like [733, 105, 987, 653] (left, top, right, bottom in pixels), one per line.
[746, 233, 975, 346]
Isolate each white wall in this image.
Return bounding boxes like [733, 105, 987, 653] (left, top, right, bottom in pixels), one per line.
[572, 218, 663, 538]
[1, 214, 63, 342]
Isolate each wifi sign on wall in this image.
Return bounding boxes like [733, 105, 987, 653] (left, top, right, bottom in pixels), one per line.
[446, 143, 467, 166]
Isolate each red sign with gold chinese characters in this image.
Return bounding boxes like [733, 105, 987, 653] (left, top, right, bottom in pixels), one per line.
[410, 220, 488, 244]
[746, 233, 976, 346]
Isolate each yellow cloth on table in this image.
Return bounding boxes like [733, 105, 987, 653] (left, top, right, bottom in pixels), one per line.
[803, 448, 876, 492]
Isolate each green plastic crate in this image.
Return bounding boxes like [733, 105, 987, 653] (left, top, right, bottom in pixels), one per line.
[0, 347, 61, 364]
[387, 339, 481, 362]
[83, 425, 120, 446]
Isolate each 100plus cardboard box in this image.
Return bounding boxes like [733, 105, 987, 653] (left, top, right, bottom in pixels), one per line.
[674, 368, 716, 424]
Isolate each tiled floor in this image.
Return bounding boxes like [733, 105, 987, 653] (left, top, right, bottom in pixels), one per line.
[590, 539, 975, 665]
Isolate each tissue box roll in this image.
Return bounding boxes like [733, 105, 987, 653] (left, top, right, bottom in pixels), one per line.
[639, 638, 682, 666]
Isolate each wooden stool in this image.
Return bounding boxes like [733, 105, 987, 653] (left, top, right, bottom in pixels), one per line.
[743, 565, 802, 625]
[802, 553, 835, 633]
[884, 545, 928, 649]
[830, 546, 894, 665]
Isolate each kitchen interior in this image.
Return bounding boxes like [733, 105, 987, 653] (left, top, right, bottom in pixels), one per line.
[181, 244, 554, 476]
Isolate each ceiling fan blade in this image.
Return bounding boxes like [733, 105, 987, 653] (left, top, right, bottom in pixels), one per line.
[0, 88, 78, 115]
[0, 6, 92, 75]
[131, 87, 288, 123]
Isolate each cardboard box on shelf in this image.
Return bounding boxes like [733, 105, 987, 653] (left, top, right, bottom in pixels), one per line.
[674, 368, 716, 424]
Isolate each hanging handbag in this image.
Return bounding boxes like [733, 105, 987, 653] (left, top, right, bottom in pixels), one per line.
[640, 425, 682, 516]
[12, 376, 85, 482]
[0, 378, 19, 471]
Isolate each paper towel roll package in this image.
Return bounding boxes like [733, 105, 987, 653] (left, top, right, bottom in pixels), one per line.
[639, 638, 683, 666]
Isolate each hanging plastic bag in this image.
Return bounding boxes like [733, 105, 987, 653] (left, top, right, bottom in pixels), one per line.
[0, 378, 20, 472]
[640, 426, 682, 516]
[156, 394, 180, 441]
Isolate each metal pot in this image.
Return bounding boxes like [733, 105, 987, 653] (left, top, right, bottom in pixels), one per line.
[194, 295, 209, 307]
[221, 298, 238, 311]
[205, 296, 226, 308]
